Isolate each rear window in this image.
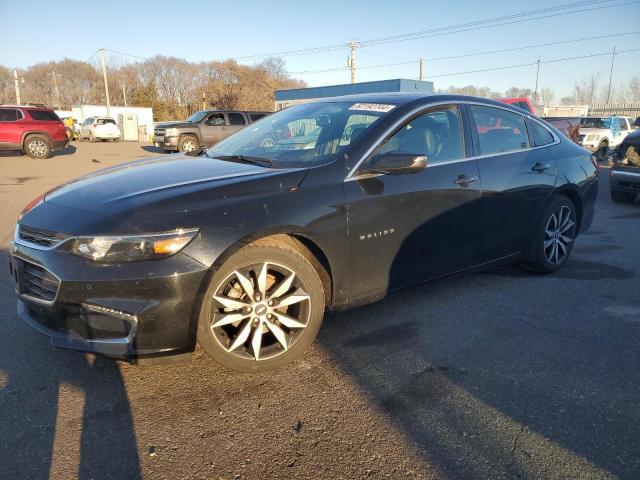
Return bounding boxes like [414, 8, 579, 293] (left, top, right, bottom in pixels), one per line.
[28, 110, 60, 121]
[0, 108, 21, 121]
[96, 118, 116, 125]
[528, 119, 555, 147]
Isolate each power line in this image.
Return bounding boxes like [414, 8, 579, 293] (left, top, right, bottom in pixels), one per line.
[84, 49, 101, 64]
[233, 0, 636, 61]
[289, 30, 640, 75]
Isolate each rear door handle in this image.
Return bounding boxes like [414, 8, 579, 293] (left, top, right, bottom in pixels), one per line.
[453, 175, 479, 186]
[532, 162, 551, 173]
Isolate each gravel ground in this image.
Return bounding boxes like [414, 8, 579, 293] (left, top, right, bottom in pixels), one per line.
[0, 142, 638, 480]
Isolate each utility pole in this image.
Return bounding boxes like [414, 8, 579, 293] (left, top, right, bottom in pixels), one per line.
[13, 69, 21, 105]
[533, 55, 540, 106]
[419, 57, 424, 81]
[122, 84, 128, 108]
[99, 48, 111, 116]
[606, 45, 616, 104]
[52, 71, 60, 109]
[348, 40, 358, 84]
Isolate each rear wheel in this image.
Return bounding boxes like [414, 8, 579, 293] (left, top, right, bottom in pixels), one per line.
[611, 189, 636, 203]
[524, 195, 577, 273]
[89, 131, 96, 142]
[197, 238, 325, 371]
[23, 135, 51, 159]
[178, 135, 198, 153]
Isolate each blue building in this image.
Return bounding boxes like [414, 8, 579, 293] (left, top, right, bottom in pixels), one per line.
[274, 79, 435, 110]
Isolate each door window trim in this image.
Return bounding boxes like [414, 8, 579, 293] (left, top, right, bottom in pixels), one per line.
[345, 100, 559, 181]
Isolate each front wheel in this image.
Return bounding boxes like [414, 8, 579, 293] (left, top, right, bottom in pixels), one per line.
[197, 238, 325, 371]
[594, 142, 608, 162]
[178, 135, 198, 153]
[89, 132, 96, 142]
[524, 195, 577, 273]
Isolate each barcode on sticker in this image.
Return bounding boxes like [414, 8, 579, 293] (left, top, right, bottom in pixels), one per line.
[349, 103, 396, 113]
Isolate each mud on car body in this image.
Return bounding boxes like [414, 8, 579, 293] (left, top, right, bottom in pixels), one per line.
[11, 94, 598, 371]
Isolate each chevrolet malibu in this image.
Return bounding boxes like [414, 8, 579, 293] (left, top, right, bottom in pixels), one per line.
[10, 94, 598, 371]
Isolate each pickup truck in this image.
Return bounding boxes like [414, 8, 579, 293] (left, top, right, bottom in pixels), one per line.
[498, 97, 580, 143]
[610, 117, 640, 203]
[154, 110, 271, 153]
[578, 116, 636, 161]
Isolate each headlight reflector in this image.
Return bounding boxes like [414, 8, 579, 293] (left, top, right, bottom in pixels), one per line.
[71, 228, 198, 262]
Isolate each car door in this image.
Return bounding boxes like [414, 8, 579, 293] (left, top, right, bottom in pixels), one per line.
[467, 104, 557, 263]
[0, 108, 23, 145]
[345, 104, 482, 298]
[226, 112, 247, 137]
[200, 113, 228, 146]
[80, 118, 92, 138]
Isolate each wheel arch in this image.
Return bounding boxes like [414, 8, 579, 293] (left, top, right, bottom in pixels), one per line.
[21, 131, 52, 147]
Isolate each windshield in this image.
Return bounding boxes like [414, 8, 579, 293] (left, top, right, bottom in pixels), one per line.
[185, 111, 209, 123]
[580, 117, 611, 129]
[206, 101, 392, 168]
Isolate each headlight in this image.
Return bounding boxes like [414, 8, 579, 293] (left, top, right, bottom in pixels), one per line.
[165, 128, 177, 136]
[70, 228, 199, 263]
[586, 134, 598, 141]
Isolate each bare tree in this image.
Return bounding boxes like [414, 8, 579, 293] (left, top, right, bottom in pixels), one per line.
[573, 75, 599, 104]
[628, 77, 640, 103]
[539, 87, 555, 106]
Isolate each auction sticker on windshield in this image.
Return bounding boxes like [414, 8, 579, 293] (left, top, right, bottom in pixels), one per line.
[349, 103, 396, 113]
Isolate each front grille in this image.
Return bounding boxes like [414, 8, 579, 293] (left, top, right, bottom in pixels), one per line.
[18, 225, 68, 248]
[154, 127, 165, 136]
[578, 134, 586, 142]
[20, 260, 60, 303]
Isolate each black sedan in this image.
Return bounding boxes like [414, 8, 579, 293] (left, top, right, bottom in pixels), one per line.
[10, 94, 598, 371]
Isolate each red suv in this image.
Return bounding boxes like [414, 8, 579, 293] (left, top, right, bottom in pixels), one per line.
[0, 105, 68, 159]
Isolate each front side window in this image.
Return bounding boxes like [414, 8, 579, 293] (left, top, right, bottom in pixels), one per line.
[376, 105, 464, 164]
[228, 113, 246, 126]
[471, 105, 529, 154]
[250, 113, 266, 122]
[0, 108, 20, 122]
[207, 101, 390, 168]
[206, 113, 225, 126]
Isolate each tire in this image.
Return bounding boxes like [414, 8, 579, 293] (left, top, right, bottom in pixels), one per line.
[23, 135, 52, 159]
[594, 141, 608, 162]
[178, 135, 198, 153]
[197, 237, 325, 371]
[65, 127, 74, 141]
[89, 132, 96, 142]
[524, 195, 577, 274]
[611, 189, 636, 203]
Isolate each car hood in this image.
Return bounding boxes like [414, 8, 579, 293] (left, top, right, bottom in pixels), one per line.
[579, 128, 609, 135]
[21, 154, 307, 234]
[156, 121, 195, 129]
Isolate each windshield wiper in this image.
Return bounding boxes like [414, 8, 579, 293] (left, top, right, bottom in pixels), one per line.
[211, 155, 273, 168]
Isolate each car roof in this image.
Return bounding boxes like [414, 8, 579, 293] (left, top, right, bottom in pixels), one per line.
[305, 92, 527, 112]
[0, 104, 53, 111]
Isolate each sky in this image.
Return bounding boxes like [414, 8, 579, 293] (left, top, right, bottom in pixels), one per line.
[1, 0, 639, 100]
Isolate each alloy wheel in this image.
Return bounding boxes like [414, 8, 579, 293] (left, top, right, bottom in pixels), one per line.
[182, 139, 196, 152]
[544, 205, 575, 265]
[210, 262, 311, 361]
[28, 140, 48, 158]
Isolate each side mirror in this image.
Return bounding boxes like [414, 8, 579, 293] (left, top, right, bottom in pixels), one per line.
[365, 153, 427, 175]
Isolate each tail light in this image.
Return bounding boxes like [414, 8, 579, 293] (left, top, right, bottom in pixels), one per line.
[590, 155, 599, 173]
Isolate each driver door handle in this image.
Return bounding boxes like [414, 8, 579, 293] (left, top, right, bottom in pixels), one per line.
[453, 174, 479, 186]
[532, 162, 551, 173]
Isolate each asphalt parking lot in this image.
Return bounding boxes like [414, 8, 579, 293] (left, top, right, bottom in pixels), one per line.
[0, 142, 639, 480]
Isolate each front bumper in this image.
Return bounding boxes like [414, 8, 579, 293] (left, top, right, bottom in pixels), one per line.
[610, 167, 640, 194]
[10, 240, 209, 360]
[154, 136, 179, 150]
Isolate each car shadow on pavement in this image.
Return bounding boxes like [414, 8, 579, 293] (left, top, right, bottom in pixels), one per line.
[140, 145, 168, 154]
[52, 144, 77, 157]
[0, 251, 141, 479]
[319, 259, 640, 479]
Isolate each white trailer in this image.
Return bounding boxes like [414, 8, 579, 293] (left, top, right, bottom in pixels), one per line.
[543, 105, 589, 118]
[71, 105, 154, 141]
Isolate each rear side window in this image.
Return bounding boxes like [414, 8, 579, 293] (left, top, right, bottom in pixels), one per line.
[0, 108, 20, 121]
[228, 113, 246, 126]
[528, 120, 555, 147]
[471, 105, 530, 155]
[249, 113, 266, 122]
[28, 110, 60, 121]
